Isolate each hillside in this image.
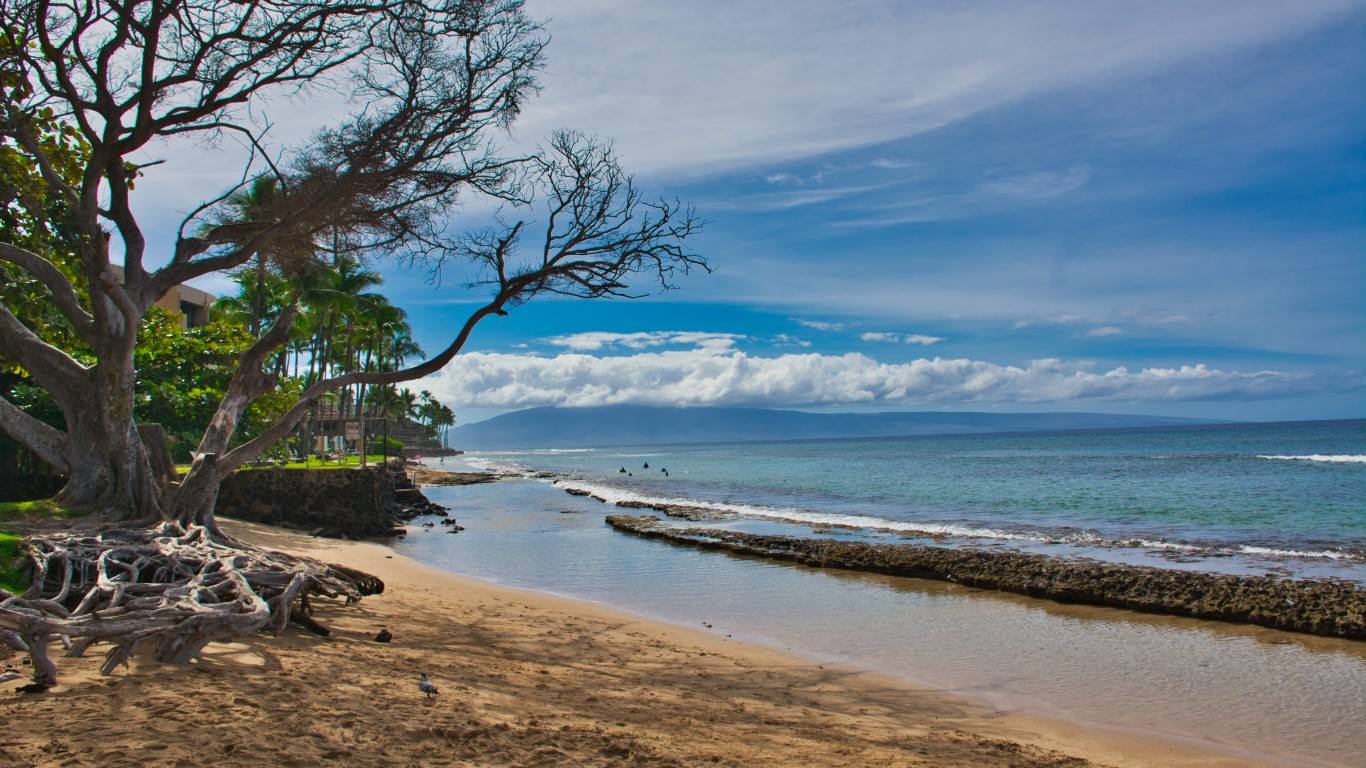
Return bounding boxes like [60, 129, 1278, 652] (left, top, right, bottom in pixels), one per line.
[449, 406, 1221, 449]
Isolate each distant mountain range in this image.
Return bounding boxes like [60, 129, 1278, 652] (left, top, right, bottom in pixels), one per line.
[449, 406, 1224, 449]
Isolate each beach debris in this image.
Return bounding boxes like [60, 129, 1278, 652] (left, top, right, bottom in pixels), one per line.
[374, 628, 393, 643]
[418, 673, 439, 698]
[0, 672, 23, 684]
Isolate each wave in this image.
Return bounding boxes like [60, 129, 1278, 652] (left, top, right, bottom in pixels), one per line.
[477, 448, 598, 456]
[1257, 454, 1366, 464]
[548, 479, 1360, 564]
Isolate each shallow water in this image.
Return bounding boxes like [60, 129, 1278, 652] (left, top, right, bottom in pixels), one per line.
[397, 471, 1366, 768]
[461, 421, 1366, 581]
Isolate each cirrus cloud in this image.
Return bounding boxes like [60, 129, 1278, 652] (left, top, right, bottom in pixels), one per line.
[861, 332, 945, 345]
[422, 349, 1361, 410]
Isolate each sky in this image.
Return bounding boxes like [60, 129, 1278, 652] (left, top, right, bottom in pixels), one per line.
[136, 0, 1366, 424]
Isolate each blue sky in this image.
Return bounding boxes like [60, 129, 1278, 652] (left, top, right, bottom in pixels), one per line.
[143, 0, 1365, 424]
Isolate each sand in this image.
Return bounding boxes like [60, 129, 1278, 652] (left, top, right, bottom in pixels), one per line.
[0, 520, 1289, 768]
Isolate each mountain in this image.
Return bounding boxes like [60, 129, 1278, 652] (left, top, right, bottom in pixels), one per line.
[449, 406, 1224, 449]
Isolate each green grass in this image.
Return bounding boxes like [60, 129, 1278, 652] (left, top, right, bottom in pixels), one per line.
[279, 454, 390, 470]
[0, 498, 67, 522]
[237, 454, 391, 471]
[0, 532, 28, 594]
[175, 454, 394, 473]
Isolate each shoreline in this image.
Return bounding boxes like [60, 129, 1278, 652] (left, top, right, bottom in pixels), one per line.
[2, 518, 1297, 767]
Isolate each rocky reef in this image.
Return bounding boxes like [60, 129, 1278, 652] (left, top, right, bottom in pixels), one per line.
[605, 515, 1366, 640]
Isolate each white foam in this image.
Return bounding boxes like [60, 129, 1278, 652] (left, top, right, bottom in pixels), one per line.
[551, 479, 1360, 563]
[1257, 454, 1366, 464]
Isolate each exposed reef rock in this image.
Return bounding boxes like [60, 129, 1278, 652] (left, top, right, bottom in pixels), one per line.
[612, 499, 725, 521]
[563, 490, 722, 520]
[605, 515, 1366, 640]
[410, 468, 501, 487]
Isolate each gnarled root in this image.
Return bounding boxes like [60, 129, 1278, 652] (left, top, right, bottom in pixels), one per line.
[0, 522, 382, 685]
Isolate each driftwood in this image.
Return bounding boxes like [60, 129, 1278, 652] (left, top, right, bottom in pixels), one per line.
[0, 523, 382, 684]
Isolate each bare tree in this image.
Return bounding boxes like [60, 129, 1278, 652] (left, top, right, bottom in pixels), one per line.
[0, 0, 704, 682]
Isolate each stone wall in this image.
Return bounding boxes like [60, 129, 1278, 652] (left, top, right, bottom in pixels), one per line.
[217, 465, 410, 538]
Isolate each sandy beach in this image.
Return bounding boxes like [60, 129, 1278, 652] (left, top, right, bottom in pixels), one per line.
[0, 516, 1296, 768]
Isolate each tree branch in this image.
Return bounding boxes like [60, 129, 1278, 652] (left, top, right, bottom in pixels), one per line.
[0, 394, 69, 473]
[0, 243, 96, 343]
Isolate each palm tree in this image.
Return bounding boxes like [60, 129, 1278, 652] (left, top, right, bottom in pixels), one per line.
[208, 177, 317, 336]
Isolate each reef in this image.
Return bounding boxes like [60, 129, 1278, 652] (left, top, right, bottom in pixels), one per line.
[605, 515, 1366, 640]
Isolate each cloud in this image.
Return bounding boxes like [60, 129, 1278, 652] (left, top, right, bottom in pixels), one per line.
[770, 334, 812, 348]
[1017, 310, 1200, 330]
[540, 331, 744, 351]
[793, 319, 848, 332]
[861, 332, 944, 345]
[515, 0, 1360, 178]
[422, 349, 1361, 410]
[836, 166, 1091, 225]
[711, 182, 897, 212]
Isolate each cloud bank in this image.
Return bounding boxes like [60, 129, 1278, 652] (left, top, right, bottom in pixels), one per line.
[424, 349, 1359, 410]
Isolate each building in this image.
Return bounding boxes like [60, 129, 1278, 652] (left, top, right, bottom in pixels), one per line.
[111, 265, 215, 328]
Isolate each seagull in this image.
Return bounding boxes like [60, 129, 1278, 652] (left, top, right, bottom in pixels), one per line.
[418, 673, 439, 698]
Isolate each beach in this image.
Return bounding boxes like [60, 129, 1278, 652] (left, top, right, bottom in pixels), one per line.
[1, 519, 1294, 768]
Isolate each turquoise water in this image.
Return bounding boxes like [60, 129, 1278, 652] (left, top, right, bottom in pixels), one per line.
[394, 420, 1366, 765]
[463, 419, 1366, 579]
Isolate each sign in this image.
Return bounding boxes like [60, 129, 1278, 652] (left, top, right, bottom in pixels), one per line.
[344, 420, 361, 441]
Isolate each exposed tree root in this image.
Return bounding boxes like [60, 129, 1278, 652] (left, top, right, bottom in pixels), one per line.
[0, 523, 382, 685]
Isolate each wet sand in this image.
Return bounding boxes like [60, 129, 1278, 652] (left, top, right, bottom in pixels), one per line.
[1, 519, 1290, 767]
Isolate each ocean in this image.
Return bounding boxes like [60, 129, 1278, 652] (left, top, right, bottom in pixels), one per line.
[396, 420, 1366, 766]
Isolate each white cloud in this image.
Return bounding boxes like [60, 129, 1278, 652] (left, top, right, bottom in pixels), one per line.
[793, 319, 848, 332]
[540, 331, 745, 351]
[514, 0, 1359, 178]
[836, 166, 1091, 226]
[861, 332, 944, 345]
[422, 349, 1359, 410]
[713, 182, 898, 212]
[1084, 326, 1124, 337]
[770, 334, 812, 348]
[906, 335, 944, 346]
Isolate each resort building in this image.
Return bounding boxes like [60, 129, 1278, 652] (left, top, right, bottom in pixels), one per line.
[110, 265, 216, 328]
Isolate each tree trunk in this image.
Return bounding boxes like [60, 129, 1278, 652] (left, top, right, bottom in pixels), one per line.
[52, 361, 162, 521]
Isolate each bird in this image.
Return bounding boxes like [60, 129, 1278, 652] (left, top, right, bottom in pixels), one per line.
[373, 628, 392, 643]
[418, 673, 439, 698]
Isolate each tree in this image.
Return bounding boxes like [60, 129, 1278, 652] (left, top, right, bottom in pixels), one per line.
[0, 0, 705, 683]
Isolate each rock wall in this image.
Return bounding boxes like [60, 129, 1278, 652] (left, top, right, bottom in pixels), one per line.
[217, 464, 437, 538]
